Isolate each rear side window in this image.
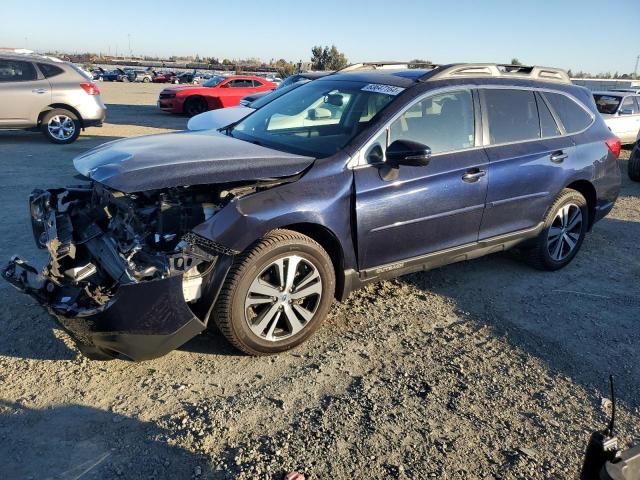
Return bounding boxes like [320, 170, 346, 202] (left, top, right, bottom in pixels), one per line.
[544, 92, 592, 133]
[0, 59, 37, 82]
[536, 93, 561, 137]
[484, 89, 539, 144]
[37, 63, 64, 78]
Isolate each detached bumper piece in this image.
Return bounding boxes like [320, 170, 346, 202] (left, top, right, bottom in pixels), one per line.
[2, 186, 228, 361]
[3, 259, 204, 360]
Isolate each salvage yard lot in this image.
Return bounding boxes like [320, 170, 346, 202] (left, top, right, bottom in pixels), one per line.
[0, 82, 639, 479]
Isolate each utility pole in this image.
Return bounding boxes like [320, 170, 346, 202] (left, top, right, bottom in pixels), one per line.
[128, 34, 131, 58]
[634, 55, 639, 79]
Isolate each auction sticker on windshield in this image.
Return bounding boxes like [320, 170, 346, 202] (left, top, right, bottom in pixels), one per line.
[361, 84, 405, 96]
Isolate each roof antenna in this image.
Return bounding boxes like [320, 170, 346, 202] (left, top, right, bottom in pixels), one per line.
[607, 374, 616, 437]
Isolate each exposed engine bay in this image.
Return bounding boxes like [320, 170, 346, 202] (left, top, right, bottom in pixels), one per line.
[6, 181, 253, 316]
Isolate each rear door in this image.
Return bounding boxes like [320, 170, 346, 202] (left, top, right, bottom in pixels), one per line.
[478, 88, 576, 239]
[0, 58, 51, 126]
[354, 88, 489, 269]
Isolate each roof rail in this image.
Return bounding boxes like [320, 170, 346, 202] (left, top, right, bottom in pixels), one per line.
[339, 61, 411, 72]
[424, 63, 571, 84]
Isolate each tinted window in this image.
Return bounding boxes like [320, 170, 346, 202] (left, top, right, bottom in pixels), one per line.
[544, 92, 592, 133]
[0, 59, 37, 82]
[593, 94, 622, 115]
[620, 96, 638, 114]
[229, 79, 254, 88]
[37, 63, 64, 78]
[389, 90, 475, 154]
[485, 89, 539, 144]
[536, 93, 561, 137]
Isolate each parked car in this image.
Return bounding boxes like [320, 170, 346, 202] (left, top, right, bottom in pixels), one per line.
[91, 67, 105, 81]
[3, 63, 621, 360]
[593, 91, 640, 144]
[238, 72, 329, 107]
[174, 71, 202, 84]
[102, 68, 129, 82]
[152, 71, 176, 83]
[125, 69, 153, 83]
[0, 52, 106, 143]
[188, 72, 331, 131]
[158, 74, 276, 116]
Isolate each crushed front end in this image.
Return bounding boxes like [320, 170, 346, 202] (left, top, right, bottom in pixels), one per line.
[3, 183, 234, 360]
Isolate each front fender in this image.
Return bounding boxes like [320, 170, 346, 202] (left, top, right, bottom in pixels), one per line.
[190, 155, 357, 269]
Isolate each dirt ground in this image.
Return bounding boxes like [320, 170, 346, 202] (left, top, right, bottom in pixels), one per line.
[0, 82, 638, 480]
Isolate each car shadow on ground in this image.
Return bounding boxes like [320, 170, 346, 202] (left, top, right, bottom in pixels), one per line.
[399, 215, 640, 409]
[105, 104, 188, 130]
[0, 400, 208, 479]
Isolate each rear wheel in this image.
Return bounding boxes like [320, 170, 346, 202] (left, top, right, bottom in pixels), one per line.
[142, 76, 151, 83]
[40, 109, 81, 144]
[628, 145, 640, 182]
[523, 189, 588, 270]
[214, 230, 335, 355]
[184, 97, 209, 117]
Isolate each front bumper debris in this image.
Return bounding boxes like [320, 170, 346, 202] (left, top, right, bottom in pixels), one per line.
[2, 186, 231, 361]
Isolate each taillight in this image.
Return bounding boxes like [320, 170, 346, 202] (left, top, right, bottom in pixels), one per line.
[80, 82, 100, 95]
[605, 136, 621, 159]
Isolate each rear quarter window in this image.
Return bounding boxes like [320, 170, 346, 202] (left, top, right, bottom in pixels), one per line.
[544, 92, 593, 133]
[37, 63, 64, 78]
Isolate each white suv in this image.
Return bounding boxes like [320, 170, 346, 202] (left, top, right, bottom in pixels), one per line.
[0, 52, 107, 144]
[593, 91, 640, 144]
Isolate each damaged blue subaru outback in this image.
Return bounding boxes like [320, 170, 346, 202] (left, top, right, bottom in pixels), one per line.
[3, 63, 622, 361]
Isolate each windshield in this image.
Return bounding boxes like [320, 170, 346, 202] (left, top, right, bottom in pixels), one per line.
[249, 80, 310, 109]
[202, 76, 226, 87]
[231, 80, 401, 157]
[594, 94, 622, 115]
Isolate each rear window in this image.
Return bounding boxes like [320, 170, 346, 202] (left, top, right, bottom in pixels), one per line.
[37, 63, 64, 78]
[593, 94, 622, 115]
[484, 89, 540, 144]
[0, 59, 37, 82]
[544, 92, 593, 133]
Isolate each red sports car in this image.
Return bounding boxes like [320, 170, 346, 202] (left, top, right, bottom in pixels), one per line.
[158, 75, 276, 116]
[152, 71, 177, 83]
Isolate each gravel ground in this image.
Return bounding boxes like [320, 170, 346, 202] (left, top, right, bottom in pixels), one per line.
[0, 82, 638, 479]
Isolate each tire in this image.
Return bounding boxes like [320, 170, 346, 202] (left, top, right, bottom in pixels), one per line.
[628, 145, 640, 182]
[184, 96, 209, 117]
[142, 77, 151, 83]
[40, 109, 81, 144]
[523, 189, 588, 271]
[213, 229, 336, 355]
[121, 76, 129, 83]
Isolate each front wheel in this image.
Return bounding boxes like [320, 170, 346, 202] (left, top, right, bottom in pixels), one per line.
[628, 145, 640, 182]
[214, 230, 335, 355]
[523, 189, 588, 270]
[184, 97, 208, 117]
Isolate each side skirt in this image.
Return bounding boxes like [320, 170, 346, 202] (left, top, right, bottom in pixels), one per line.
[338, 222, 544, 300]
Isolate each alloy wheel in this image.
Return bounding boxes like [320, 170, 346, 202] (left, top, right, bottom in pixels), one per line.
[47, 115, 76, 141]
[547, 203, 583, 261]
[244, 255, 322, 342]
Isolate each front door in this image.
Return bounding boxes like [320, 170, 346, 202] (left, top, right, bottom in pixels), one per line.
[0, 58, 51, 126]
[354, 89, 489, 270]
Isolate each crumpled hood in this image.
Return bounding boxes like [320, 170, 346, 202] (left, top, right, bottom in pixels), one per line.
[74, 130, 315, 193]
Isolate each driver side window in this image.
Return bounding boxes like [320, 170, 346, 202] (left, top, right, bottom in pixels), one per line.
[389, 90, 475, 155]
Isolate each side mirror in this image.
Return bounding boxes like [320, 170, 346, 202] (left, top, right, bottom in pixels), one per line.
[386, 140, 431, 167]
[619, 107, 634, 115]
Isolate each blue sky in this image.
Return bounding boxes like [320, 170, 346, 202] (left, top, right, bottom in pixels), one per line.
[1, 0, 638, 74]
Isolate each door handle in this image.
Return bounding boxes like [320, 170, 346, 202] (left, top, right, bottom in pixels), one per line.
[462, 169, 486, 183]
[32, 88, 48, 94]
[550, 151, 567, 163]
